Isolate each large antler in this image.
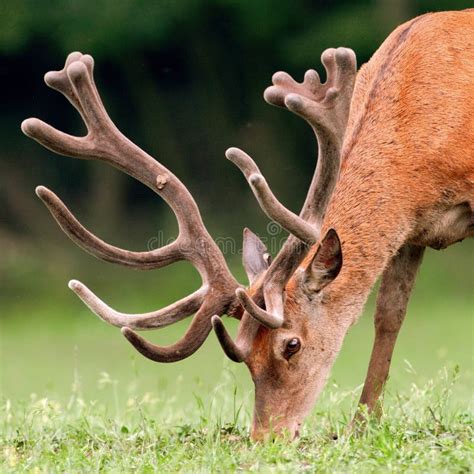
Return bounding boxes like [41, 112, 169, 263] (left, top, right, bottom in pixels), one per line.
[213, 48, 357, 356]
[22, 52, 240, 362]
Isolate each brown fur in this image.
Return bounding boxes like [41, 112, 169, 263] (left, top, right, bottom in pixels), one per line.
[247, 10, 474, 439]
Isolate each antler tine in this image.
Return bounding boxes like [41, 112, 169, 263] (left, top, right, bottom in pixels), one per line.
[212, 312, 260, 363]
[120, 297, 230, 363]
[226, 148, 318, 246]
[36, 186, 181, 269]
[43, 52, 89, 116]
[264, 47, 356, 145]
[121, 323, 209, 363]
[23, 52, 240, 362]
[211, 316, 248, 362]
[69, 280, 207, 329]
[235, 287, 283, 329]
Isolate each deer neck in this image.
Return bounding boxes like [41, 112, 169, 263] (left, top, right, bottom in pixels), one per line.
[317, 168, 411, 328]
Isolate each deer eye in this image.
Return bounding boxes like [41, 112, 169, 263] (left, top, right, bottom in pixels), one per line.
[284, 338, 301, 359]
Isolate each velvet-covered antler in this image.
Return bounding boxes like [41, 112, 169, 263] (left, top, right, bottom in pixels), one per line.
[214, 48, 357, 356]
[22, 52, 240, 362]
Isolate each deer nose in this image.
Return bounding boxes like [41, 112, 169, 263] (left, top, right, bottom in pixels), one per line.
[251, 420, 302, 441]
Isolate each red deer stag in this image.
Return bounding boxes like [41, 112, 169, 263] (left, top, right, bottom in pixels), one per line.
[22, 10, 473, 440]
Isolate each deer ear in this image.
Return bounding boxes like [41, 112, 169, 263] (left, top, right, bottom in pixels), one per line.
[305, 228, 342, 292]
[242, 228, 271, 283]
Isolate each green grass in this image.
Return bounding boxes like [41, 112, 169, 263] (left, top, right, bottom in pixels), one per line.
[1, 241, 473, 471]
[1, 368, 472, 472]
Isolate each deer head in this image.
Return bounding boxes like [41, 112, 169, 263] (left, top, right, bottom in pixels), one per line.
[22, 48, 356, 440]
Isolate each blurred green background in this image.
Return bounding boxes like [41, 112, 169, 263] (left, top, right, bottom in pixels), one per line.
[1, 0, 473, 423]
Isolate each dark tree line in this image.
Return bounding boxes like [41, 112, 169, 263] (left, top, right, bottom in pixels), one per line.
[1, 0, 470, 253]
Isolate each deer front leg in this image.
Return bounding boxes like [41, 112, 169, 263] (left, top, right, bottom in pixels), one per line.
[354, 244, 425, 424]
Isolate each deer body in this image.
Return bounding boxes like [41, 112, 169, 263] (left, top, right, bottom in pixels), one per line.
[23, 10, 472, 441]
[319, 10, 474, 328]
[337, 10, 473, 250]
[312, 9, 474, 329]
